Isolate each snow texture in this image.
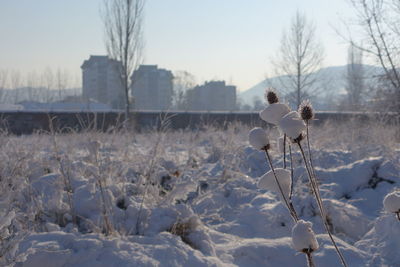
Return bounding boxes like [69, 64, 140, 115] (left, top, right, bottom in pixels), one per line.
[279, 111, 306, 139]
[259, 103, 290, 125]
[258, 168, 291, 202]
[0, 124, 398, 267]
[248, 127, 269, 150]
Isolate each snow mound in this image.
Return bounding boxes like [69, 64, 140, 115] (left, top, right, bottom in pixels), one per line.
[355, 214, 400, 266]
[14, 231, 224, 267]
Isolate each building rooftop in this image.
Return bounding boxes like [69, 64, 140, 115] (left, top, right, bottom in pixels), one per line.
[81, 55, 121, 69]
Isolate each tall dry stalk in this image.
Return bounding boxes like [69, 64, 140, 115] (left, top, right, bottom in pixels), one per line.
[48, 116, 77, 226]
[296, 140, 348, 267]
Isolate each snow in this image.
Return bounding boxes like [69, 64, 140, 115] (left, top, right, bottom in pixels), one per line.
[258, 168, 291, 202]
[291, 220, 319, 252]
[248, 127, 269, 150]
[14, 231, 224, 267]
[0, 123, 399, 266]
[278, 111, 306, 140]
[259, 103, 290, 125]
[0, 104, 24, 111]
[277, 135, 285, 154]
[383, 191, 400, 213]
[355, 214, 400, 266]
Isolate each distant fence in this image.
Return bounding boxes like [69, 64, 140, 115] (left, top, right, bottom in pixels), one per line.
[0, 110, 398, 135]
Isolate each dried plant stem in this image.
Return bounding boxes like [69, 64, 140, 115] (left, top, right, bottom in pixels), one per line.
[305, 122, 316, 179]
[134, 135, 162, 235]
[289, 143, 294, 200]
[135, 174, 151, 235]
[297, 141, 348, 267]
[91, 146, 114, 236]
[48, 116, 77, 226]
[94, 174, 114, 236]
[264, 149, 299, 222]
[306, 252, 316, 267]
[58, 159, 76, 226]
[283, 134, 287, 169]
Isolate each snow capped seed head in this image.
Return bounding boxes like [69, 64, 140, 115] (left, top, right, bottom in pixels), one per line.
[259, 103, 291, 125]
[279, 111, 306, 141]
[265, 88, 279, 104]
[383, 191, 400, 213]
[292, 220, 319, 253]
[299, 100, 314, 121]
[248, 127, 270, 150]
[258, 168, 291, 201]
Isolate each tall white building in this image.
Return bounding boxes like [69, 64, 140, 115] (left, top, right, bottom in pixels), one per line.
[186, 81, 236, 111]
[81, 55, 124, 109]
[131, 65, 174, 110]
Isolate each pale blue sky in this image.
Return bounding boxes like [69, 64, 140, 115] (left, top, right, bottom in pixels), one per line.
[0, 0, 355, 91]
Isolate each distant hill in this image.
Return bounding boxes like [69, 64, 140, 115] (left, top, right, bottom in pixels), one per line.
[239, 65, 381, 109]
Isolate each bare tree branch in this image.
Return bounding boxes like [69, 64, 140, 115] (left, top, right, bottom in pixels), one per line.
[102, 0, 145, 123]
[272, 11, 324, 108]
[345, 0, 400, 112]
[0, 69, 8, 103]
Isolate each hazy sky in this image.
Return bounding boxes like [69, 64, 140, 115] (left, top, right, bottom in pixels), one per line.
[0, 0, 356, 91]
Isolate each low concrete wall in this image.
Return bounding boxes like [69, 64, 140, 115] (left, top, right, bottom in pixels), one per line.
[0, 110, 397, 135]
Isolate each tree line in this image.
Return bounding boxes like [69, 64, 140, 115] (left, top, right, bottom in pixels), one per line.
[0, 68, 80, 104]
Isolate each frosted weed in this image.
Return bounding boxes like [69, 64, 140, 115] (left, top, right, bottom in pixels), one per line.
[250, 88, 348, 267]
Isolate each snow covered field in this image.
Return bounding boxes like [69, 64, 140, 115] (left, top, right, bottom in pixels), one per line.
[0, 120, 399, 267]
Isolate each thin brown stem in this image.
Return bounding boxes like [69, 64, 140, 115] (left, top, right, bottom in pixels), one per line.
[283, 134, 287, 169]
[289, 143, 294, 200]
[306, 252, 316, 267]
[297, 141, 348, 267]
[264, 149, 299, 222]
[134, 130, 163, 235]
[49, 116, 77, 226]
[306, 122, 316, 180]
[95, 176, 113, 236]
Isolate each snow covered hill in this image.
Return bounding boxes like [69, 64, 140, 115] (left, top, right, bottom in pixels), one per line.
[239, 65, 382, 109]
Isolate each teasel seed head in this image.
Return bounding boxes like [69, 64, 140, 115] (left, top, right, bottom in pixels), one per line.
[299, 100, 314, 121]
[265, 88, 279, 104]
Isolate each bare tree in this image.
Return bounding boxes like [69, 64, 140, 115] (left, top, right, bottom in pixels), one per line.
[346, 0, 400, 112]
[0, 69, 8, 103]
[272, 11, 324, 109]
[41, 67, 55, 103]
[11, 70, 22, 104]
[26, 71, 39, 102]
[345, 43, 365, 110]
[56, 68, 70, 101]
[172, 71, 195, 110]
[102, 0, 144, 122]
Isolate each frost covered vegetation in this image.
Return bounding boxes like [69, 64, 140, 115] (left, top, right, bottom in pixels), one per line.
[0, 118, 399, 266]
